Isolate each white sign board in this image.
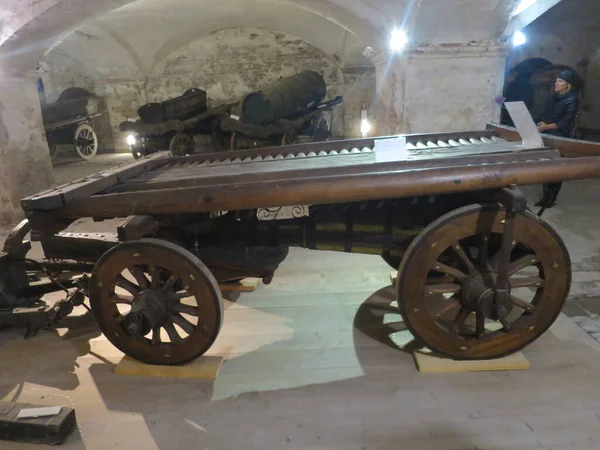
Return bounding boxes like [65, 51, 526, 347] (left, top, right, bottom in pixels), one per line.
[504, 101, 544, 148]
[374, 136, 408, 163]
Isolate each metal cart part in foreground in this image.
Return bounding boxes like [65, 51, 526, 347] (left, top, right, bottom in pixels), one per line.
[4, 123, 600, 366]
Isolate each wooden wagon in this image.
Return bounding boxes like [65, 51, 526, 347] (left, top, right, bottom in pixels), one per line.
[3, 121, 600, 366]
[41, 88, 101, 161]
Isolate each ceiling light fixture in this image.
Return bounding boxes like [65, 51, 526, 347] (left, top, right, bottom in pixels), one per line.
[389, 28, 409, 53]
[512, 31, 527, 46]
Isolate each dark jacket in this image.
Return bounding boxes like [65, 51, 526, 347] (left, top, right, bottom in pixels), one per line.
[539, 90, 580, 137]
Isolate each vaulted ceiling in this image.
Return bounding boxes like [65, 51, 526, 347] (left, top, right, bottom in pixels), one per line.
[0, 0, 567, 75]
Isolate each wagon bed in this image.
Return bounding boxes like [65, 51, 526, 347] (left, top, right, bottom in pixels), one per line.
[7, 122, 600, 366]
[21, 124, 600, 221]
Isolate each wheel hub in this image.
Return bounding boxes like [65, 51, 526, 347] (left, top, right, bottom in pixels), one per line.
[124, 290, 169, 338]
[461, 271, 513, 320]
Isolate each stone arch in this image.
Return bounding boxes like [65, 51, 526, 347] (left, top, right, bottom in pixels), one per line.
[0, 0, 384, 75]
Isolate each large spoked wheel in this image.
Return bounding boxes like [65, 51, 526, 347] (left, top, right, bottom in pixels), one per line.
[73, 122, 98, 160]
[89, 239, 223, 366]
[169, 132, 195, 156]
[397, 204, 571, 360]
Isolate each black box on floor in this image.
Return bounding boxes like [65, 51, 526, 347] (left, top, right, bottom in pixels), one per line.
[0, 402, 76, 445]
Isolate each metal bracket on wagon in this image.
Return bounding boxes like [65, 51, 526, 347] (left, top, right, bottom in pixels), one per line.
[493, 185, 527, 216]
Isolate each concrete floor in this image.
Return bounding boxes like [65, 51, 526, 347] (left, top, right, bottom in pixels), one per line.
[2, 154, 600, 449]
[50, 152, 135, 186]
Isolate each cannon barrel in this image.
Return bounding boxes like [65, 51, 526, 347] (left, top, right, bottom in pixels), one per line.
[241, 70, 327, 126]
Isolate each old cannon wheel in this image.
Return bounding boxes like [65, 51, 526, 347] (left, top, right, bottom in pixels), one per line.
[169, 132, 195, 156]
[89, 239, 223, 365]
[73, 122, 98, 161]
[397, 204, 571, 360]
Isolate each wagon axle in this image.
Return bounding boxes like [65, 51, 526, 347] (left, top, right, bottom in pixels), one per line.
[124, 290, 170, 338]
[460, 271, 514, 324]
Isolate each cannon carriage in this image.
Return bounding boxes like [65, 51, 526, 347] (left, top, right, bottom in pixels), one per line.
[120, 70, 342, 158]
[41, 88, 102, 161]
[3, 120, 600, 366]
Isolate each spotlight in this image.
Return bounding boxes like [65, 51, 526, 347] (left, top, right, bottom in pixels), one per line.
[512, 31, 527, 46]
[390, 28, 409, 53]
[360, 120, 372, 137]
[126, 134, 137, 146]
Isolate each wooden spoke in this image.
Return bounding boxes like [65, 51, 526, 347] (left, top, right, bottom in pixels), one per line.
[128, 266, 149, 290]
[148, 265, 161, 290]
[172, 314, 196, 335]
[425, 275, 455, 285]
[434, 296, 460, 318]
[499, 318, 512, 332]
[110, 293, 133, 305]
[164, 322, 182, 342]
[432, 261, 467, 282]
[511, 295, 536, 313]
[452, 306, 471, 334]
[169, 291, 193, 301]
[151, 326, 161, 346]
[479, 233, 490, 269]
[425, 283, 461, 295]
[451, 243, 477, 274]
[161, 274, 178, 293]
[508, 254, 538, 277]
[172, 303, 199, 316]
[476, 310, 485, 338]
[509, 277, 545, 289]
[116, 275, 140, 296]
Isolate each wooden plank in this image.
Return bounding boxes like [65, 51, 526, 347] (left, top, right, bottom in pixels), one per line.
[487, 123, 600, 158]
[57, 154, 600, 219]
[115, 148, 561, 194]
[21, 151, 171, 211]
[0, 402, 76, 445]
[117, 215, 160, 241]
[219, 278, 260, 293]
[413, 350, 530, 373]
[113, 355, 224, 379]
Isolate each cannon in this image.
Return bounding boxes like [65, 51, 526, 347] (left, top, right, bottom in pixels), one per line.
[5, 110, 600, 366]
[120, 71, 342, 158]
[241, 70, 327, 126]
[120, 88, 209, 158]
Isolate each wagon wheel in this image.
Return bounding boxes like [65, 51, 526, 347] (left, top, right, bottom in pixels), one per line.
[397, 204, 571, 360]
[89, 239, 223, 366]
[169, 132, 195, 157]
[132, 148, 144, 159]
[73, 122, 98, 161]
[48, 142, 58, 159]
[281, 129, 299, 146]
